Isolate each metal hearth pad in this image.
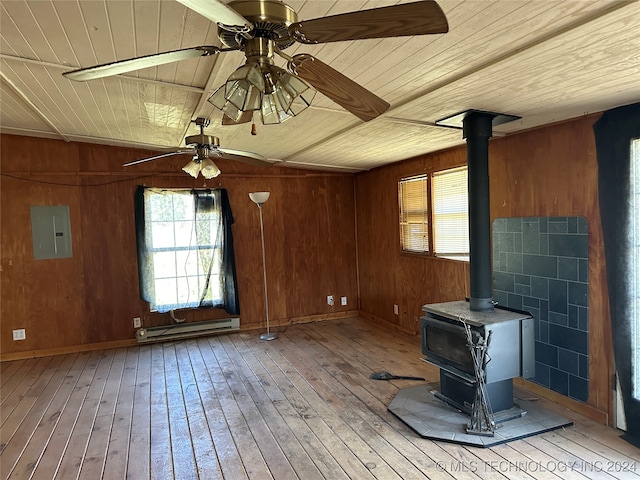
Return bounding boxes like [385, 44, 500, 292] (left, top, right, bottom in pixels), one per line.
[388, 384, 573, 448]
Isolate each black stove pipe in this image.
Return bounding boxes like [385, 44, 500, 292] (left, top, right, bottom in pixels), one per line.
[463, 112, 495, 312]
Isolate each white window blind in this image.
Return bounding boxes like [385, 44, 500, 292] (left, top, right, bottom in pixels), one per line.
[399, 175, 429, 253]
[432, 167, 469, 260]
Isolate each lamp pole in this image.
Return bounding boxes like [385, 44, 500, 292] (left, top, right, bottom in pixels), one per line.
[249, 192, 276, 340]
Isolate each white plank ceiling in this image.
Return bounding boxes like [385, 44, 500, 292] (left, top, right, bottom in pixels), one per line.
[1, 0, 639, 172]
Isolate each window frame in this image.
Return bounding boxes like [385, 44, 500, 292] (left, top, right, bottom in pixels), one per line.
[398, 165, 469, 261]
[138, 188, 225, 313]
[398, 174, 433, 254]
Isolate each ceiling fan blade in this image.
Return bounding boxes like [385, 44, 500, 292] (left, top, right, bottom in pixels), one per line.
[123, 150, 193, 167]
[175, 0, 252, 32]
[289, 1, 448, 44]
[291, 55, 389, 122]
[63, 46, 220, 81]
[218, 148, 271, 167]
[221, 111, 254, 126]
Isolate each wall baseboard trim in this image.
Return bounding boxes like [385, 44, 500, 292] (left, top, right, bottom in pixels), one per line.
[514, 378, 608, 425]
[0, 311, 361, 362]
[240, 310, 360, 332]
[290, 310, 360, 325]
[0, 338, 138, 362]
[358, 310, 415, 336]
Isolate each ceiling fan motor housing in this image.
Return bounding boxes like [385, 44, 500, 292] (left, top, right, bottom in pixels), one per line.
[185, 133, 220, 160]
[219, 0, 298, 50]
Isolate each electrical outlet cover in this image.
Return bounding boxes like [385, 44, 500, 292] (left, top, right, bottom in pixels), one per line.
[12, 329, 26, 341]
[341, 296, 347, 306]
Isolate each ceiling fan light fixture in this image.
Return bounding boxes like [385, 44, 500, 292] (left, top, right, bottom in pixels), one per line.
[182, 158, 202, 178]
[261, 92, 291, 125]
[208, 63, 263, 117]
[277, 70, 315, 116]
[200, 158, 221, 179]
[225, 64, 264, 110]
[209, 90, 246, 123]
[259, 67, 315, 124]
[182, 156, 222, 179]
[209, 61, 316, 125]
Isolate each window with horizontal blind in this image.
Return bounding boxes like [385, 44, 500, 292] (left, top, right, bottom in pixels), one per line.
[398, 166, 469, 260]
[433, 167, 469, 260]
[399, 175, 430, 253]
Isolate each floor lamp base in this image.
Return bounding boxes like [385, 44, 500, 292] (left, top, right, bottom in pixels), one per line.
[259, 332, 278, 341]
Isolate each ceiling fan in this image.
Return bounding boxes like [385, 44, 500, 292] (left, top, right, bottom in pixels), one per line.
[123, 117, 272, 178]
[63, 0, 448, 124]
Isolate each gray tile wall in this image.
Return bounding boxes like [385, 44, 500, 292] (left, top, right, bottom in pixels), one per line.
[492, 217, 589, 402]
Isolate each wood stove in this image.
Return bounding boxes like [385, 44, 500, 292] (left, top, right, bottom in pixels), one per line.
[421, 300, 534, 414]
[420, 110, 534, 416]
[388, 110, 572, 444]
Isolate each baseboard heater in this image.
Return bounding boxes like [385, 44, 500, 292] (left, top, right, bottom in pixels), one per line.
[136, 317, 240, 344]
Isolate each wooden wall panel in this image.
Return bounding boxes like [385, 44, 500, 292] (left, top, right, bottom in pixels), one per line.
[0, 134, 357, 356]
[1, 115, 613, 420]
[355, 115, 612, 417]
[282, 175, 358, 318]
[490, 116, 611, 415]
[355, 146, 470, 335]
[1, 175, 87, 349]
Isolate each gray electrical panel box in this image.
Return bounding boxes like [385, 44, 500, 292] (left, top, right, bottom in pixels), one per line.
[30, 205, 73, 260]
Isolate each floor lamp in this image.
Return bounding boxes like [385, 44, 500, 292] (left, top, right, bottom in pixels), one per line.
[249, 192, 276, 341]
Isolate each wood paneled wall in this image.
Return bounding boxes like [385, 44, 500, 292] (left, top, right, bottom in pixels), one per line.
[0, 134, 358, 357]
[354, 115, 612, 417]
[1, 115, 614, 420]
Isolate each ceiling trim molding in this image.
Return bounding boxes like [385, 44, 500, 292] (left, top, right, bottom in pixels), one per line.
[0, 126, 175, 152]
[279, 160, 362, 173]
[0, 126, 61, 140]
[0, 70, 70, 142]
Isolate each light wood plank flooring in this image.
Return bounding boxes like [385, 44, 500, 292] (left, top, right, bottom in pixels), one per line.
[1, 318, 639, 479]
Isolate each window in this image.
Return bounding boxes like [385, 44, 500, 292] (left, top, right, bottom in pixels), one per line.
[399, 175, 430, 252]
[398, 166, 469, 260]
[134, 187, 239, 314]
[631, 138, 640, 399]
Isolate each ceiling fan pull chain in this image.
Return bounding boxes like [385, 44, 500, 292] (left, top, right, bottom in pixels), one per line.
[251, 123, 257, 136]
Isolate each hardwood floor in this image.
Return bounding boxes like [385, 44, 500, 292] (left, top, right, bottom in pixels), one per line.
[1, 318, 639, 480]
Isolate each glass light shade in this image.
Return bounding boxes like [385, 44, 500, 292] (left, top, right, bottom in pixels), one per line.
[280, 72, 315, 116]
[200, 158, 221, 179]
[209, 89, 244, 123]
[182, 159, 202, 178]
[261, 92, 291, 125]
[260, 66, 315, 125]
[181, 157, 221, 179]
[225, 64, 264, 110]
[208, 63, 263, 123]
[209, 62, 315, 125]
[249, 191, 270, 205]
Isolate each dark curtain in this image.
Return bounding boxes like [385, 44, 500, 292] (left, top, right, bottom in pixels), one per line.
[134, 186, 149, 303]
[134, 186, 240, 315]
[594, 102, 640, 443]
[219, 189, 240, 314]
